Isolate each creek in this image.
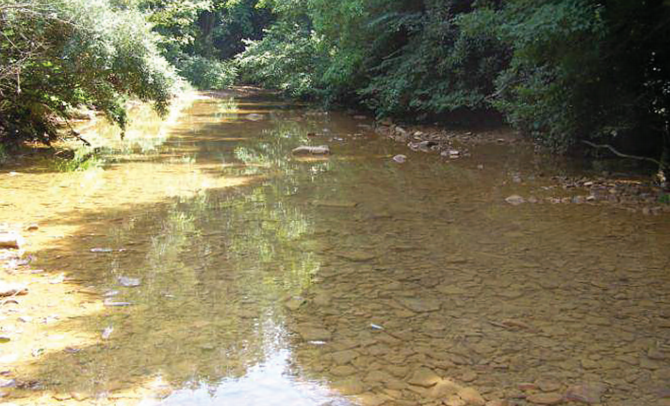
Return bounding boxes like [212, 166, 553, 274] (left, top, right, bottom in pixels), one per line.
[0, 90, 669, 405]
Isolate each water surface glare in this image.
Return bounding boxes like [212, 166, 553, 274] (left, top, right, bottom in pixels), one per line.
[1, 90, 669, 406]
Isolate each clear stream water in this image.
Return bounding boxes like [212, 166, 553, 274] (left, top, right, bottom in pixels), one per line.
[0, 90, 669, 405]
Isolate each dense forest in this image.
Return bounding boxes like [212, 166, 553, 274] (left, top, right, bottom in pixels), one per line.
[1, 0, 669, 171]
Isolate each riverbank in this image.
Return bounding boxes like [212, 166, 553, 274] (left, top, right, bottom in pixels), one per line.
[371, 117, 669, 215]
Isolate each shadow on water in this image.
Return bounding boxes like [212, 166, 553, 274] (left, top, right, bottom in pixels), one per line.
[1, 89, 670, 405]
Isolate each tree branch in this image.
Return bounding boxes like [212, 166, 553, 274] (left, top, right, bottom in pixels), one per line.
[581, 140, 663, 167]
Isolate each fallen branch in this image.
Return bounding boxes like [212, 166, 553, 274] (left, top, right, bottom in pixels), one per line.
[581, 140, 663, 167]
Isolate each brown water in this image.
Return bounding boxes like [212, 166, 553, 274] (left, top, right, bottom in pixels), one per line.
[1, 90, 669, 406]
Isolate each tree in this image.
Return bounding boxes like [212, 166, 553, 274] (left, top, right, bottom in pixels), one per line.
[0, 0, 178, 144]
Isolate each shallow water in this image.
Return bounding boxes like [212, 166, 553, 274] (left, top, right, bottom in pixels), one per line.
[1, 90, 669, 405]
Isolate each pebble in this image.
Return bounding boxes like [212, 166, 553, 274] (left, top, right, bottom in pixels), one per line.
[297, 326, 332, 342]
[392, 154, 407, 163]
[407, 367, 441, 387]
[101, 326, 114, 340]
[457, 387, 486, 405]
[284, 297, 305, 311]
[53, 393, 73, 401]
[0, 282, 28, 297]
[336, 251, 376, 262]
[118, 276, 141, 287]
[333, 379, 365, 396]
[518, 383, 538, 391]
[0, 233, 23, 249]
[331, 350, 358, 365]
[396, 297, 441, 313]
[427, 379, 460, 398]
[565, 383, 607, 404]
[365, 370, 396, 388]
[536, 377, 561, 392]
[245, 113, 264, 121]
[49, 274, 65, 284]
[330, 365, 357, 377]
[461, 371, 477, 383]
[90, 248, 113, 253]
[505, 195, 525, 206]
[103, 300, 132, 307]
[292, 145, 330, 155]
[445, 394, 467, 406]
[527, 393, 564, 405]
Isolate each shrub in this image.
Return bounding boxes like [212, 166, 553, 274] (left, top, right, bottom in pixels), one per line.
[0, 0, 179, 145]
[177, 55, 237, 90]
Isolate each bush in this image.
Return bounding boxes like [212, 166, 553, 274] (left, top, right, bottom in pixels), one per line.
[177, 55, 237, 90]
[0, 0, 179, 145]
[236, 21, 328, 99]
[360, 0, 508, 118]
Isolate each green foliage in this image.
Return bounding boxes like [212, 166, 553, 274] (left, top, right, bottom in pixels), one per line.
[237, 0, 670, 160]
[51, 148, 104, 172]
[178, 55, 237, 89]
[360, 0, 507, 117]
[3, 0, 669, 162]
[0, 0, 179, 145]
[467, 0, 608, 151]
[236, 20, 328, 99]
[0, 145, 7, 164]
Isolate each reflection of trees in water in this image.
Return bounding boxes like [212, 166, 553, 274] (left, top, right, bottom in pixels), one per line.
[214, 97, 240, 121]
[16, 96, 348, 401]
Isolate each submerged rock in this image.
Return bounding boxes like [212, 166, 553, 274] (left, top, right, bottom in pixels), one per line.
[292, 145, 330, 155]
[393, 154, 407, 163]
